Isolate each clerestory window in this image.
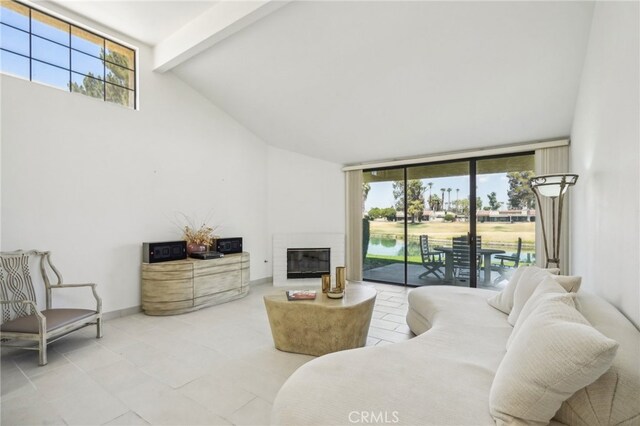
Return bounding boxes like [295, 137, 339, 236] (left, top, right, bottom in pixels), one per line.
[0, 0, 137, 109]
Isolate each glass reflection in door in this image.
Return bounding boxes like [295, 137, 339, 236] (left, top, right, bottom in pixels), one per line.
[406, 162, 470, 286]
[362, 168, 406, 285]
[475, 154, 536, 289]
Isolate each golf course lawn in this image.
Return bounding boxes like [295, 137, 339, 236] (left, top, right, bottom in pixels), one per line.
[369, 220, 535, 246]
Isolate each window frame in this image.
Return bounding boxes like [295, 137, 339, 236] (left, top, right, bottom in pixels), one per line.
[0, 0, 138, 109]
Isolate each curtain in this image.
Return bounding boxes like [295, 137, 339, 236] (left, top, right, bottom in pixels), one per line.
[345, 170, 363, 282]
[535, 145, 571, 274]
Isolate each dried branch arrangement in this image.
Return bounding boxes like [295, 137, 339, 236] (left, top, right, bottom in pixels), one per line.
[175, 212, 219, 246]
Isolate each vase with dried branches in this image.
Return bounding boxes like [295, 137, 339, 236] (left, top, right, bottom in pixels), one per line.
[176, 213, 219, 254]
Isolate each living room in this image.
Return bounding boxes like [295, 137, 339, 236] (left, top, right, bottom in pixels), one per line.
[1, 1, 638, 425]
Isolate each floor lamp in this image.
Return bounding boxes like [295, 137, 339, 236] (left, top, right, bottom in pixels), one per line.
[529, 174, 579, 268]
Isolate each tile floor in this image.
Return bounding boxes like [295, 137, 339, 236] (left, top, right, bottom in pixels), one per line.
[0, 282, 413, 426]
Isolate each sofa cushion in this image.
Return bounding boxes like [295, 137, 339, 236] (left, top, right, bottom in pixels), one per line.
[487, 266, 560, 315]
[408, 286, 510, 335]
[490, 298, 619, 425]
[506, 277, 574, 349]
[508, 267, 581, 325]
[274, 336, 500, 426]
[553, 293, 640, 426]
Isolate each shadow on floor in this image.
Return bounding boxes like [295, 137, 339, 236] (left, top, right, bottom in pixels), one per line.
[363, 262, 505, 290]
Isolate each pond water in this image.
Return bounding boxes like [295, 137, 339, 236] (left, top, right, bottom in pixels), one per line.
[366, 236, 535, 263]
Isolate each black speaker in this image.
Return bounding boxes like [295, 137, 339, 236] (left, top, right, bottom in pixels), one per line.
[143, 241, 187, 263]
[216, 237, 243, 254]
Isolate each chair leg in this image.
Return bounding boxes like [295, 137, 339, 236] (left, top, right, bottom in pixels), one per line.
[96, 318, 103, 339]
[419, 267, 443, 280]
[38, 335, 47, 366]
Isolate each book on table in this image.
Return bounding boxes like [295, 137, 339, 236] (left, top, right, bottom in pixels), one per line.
[286, 290, 317, 301]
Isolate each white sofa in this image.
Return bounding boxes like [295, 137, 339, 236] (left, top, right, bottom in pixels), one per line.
[272, 282, 640, 425]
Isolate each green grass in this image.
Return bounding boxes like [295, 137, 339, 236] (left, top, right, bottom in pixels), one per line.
[369, 220, 535, 247]
[365, 253, 422, 264]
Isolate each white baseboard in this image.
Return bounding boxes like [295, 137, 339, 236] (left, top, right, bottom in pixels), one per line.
[103, 305, 141, 321]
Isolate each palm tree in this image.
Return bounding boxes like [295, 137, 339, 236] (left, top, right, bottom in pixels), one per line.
[440, 188, 446, 212]
[447, 188, 452, 212]
[427, 182, 433, 209]
[455, 188, 460, 212]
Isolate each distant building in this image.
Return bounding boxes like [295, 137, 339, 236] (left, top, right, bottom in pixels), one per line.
[477, 209, 536, 223]
[393, 209, 535, 222]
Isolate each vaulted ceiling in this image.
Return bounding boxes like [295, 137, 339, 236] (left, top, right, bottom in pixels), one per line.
[50, 1, 595, 165]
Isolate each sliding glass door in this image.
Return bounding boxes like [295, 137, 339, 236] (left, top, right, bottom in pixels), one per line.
[475, 155, 536, 287]
[405, 162, 470, 285]
[362, 168, 406, 285]
[362, 153, 535, 288]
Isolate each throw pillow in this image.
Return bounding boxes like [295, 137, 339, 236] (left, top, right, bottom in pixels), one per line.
[490, 298, 619, 425]
[553, 275, 582, 292]
[486, 266, 527, 314]
[487, 266, 560, 315]
[507, 267, 577, 326]
[506, 276, 574, 349]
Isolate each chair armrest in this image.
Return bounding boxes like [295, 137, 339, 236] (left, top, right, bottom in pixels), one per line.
[49, 284, 102, 313]
[50, 283, 96, 289]
[494, 255, 517, 261]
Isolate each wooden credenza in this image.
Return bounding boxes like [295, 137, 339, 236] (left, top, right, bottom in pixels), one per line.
[141, 252, 250, 315]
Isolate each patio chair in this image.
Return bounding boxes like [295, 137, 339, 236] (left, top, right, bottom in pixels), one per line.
[418, 235, 444, 280]
[0, 250, 102, 365]
[491, 237, 522, 284]
[452, 236, 482, 285]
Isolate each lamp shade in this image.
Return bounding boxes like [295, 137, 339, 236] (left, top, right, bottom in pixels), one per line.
[529, 174, 579, 198]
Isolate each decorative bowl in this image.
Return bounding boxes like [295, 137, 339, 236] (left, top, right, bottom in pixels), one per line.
[327, 290, 344, 299]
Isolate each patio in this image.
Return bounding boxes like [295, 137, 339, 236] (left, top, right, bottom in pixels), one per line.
[363, 262, 508, 290]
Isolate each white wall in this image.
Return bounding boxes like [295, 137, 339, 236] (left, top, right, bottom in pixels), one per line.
[570, 1, 640, 328]
[266, 146, 345, 270]
[1, 30, 271, 313]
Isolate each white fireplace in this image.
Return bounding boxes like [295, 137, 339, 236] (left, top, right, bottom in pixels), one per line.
[272, 233, 345, 287]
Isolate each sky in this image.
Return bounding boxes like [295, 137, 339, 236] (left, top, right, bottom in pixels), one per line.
[365, 172, 510, 212]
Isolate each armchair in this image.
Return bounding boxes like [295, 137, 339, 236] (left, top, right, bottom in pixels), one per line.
[418, 235, 444, 280]
[0, 250, 102, 365]
[452, 236, 482, 285]
[491, 238, 522, 284]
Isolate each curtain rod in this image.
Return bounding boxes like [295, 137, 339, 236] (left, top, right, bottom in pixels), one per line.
[342, 137, 570, 172]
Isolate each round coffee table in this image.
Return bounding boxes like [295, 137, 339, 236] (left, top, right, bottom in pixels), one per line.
[263, 284, 377, 356]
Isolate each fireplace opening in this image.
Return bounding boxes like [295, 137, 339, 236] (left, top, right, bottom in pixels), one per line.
[287, 248, 330, 279]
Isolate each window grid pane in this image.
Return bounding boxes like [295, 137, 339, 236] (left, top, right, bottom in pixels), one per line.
[106, 61, 134, 89]
[0, 49, 29, 79]
[31, 9, 69, 46]
[106, 83, 134, 108]
[71, 71, 104, 99]
[71, 49, 104, 80]
[32, 35, 69, 68]
[105, 39, 134, 70]
[0, 0, 136, 108]
[71, 25, 102, 57]
[32, 59, 69, 90]
[0, 1, 29, 31]
[0, 23, 29, 56]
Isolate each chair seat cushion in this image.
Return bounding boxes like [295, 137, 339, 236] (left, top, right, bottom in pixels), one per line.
[0, 309, 97, 333]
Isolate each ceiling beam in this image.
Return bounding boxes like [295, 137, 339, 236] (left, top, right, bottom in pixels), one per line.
[153, 0, 290, 73]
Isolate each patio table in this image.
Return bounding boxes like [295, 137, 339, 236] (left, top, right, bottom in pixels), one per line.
[435, 246, 505, 286]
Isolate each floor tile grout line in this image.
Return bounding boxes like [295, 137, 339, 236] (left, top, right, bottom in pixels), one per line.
[2, 282, 410, 425]
[10, 356, 39, 394]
